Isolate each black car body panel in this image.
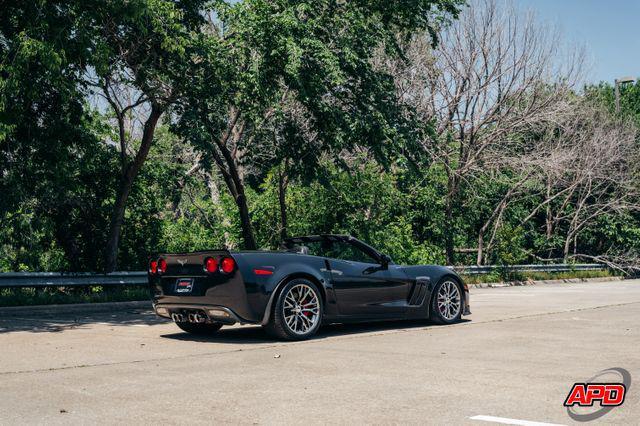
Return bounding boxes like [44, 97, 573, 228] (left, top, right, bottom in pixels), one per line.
[149, 235, 470, 326]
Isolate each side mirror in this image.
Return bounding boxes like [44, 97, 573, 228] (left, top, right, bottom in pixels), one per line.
[379, 254, 392, 268]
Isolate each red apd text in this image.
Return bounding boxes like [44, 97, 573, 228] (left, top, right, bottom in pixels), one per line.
[564, 383, 626, 407]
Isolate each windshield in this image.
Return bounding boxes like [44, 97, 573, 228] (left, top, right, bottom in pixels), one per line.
[289, 239, 377, 264]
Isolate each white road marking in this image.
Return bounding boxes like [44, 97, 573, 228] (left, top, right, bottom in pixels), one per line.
[469, 415, 566, 426]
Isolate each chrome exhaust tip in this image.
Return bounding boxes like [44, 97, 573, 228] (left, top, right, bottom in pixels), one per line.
[194, 312, 207, 323]
[172, 313, 185, 323]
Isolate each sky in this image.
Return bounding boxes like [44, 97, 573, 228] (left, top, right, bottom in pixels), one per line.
[514, 0, 640, 84]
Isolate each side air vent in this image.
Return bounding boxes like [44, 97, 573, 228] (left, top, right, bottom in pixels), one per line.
[408, 277, 431, 306]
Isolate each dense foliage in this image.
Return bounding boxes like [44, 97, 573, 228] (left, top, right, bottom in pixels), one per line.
[1, 0, 639, 272]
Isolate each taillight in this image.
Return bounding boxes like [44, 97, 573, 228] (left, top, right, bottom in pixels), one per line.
[220, 257, 235, 274]
[204, 257, 218, 273]
[158, 258, 167, 274]
[149, 259, 158, 274]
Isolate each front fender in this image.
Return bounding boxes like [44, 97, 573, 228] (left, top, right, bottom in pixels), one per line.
[401, 265, 468, 317]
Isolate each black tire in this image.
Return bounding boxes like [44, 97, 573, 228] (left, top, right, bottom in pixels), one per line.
[263, 278, 323, 340]
[429, 278, 463, 325]
[175, 321, 223, 335]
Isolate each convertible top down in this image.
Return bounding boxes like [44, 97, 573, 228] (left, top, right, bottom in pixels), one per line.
[148, 235, 470, 340]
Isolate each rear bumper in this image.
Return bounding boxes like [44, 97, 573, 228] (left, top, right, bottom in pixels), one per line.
[149, 261, 268, 323]
[154, 303, 256, 325]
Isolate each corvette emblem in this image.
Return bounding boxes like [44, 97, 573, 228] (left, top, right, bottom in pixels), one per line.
[177, 259, 187, 266]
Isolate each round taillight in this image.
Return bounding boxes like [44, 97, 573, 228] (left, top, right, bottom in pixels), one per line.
[204, 257, 218, 273]
[158, 258, 167, 274]
[220, 257, 235, 274]
[149, 260, 158, 274]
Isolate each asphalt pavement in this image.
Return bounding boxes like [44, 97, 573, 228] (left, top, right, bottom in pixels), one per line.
[0, 279, 638, 425]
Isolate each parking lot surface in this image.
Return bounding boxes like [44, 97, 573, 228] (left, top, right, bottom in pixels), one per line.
[0, 279, 639, 425]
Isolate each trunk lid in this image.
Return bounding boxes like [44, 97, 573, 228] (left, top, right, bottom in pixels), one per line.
[159, 250, 231, 276]
[154, 250, 234, 297]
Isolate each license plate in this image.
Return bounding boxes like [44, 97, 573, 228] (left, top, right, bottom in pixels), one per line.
[175, 278, 194, 293]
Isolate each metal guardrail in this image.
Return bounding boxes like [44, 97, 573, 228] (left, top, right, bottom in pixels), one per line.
[452, 263, 605, 275]
[0, 263, 606, 288]
[0, 272, 148, 288]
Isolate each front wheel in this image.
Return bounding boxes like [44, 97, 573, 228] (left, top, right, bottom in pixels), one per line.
[429, 278, 463, 325]
[175, 321, 223, 335]
[264, 279, 323, 340]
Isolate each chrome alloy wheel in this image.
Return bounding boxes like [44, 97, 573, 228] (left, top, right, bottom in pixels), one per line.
[437, 280, 461, 320]
[282, 283, 320, 334]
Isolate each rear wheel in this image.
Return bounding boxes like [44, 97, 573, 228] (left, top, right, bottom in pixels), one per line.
[264, 279, 323, 340]
[175, 321, 223, 335]
[429, 278, 463, 325]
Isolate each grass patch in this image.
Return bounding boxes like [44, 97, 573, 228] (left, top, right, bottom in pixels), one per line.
[461, 269, 617, 285]
[0, 286, 150, 307]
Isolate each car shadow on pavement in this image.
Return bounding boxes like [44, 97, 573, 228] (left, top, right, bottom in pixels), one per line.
[0, 307, 471, 339]
[0, 308, 162, 334]
[160, 318, 471, 344]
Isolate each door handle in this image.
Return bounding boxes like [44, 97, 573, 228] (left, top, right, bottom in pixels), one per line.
[362, 266, 383, 275]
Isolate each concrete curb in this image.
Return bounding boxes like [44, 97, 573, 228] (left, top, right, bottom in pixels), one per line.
[0, 300, 152, 317]
[468, 275, 621, 288]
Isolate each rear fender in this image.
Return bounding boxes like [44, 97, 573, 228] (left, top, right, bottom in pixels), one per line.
[259, 263, 332, 326]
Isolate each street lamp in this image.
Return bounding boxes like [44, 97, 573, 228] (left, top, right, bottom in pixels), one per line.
[615, 76, 635, 113]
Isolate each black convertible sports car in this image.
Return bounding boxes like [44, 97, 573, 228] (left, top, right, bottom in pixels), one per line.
[148, 235, 470, 340]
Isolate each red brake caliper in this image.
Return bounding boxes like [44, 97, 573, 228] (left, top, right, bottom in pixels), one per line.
[301, 295, 312, 317]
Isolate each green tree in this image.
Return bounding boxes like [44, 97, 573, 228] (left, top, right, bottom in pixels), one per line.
[79, 0, 208, 271]
[0, 3, 118, 271]
[1, 0, 211, 271]
[175, 0, 463, 250]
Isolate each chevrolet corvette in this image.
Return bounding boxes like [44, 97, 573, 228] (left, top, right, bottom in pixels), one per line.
[148, 234, 470, 340]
